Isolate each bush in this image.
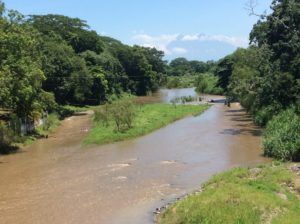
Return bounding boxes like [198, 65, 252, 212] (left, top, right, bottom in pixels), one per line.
[94, 105, 110, 127]
[43, 113, 59, 131]
[263, 107, 300, 161]
[253, 104, 282, 126]
[171, 95, 195, 104]
[195, 73, 224, 94]
[0, 122, 17, 154]
[57, 106, 76, 118]
[94, 93, 136, 132]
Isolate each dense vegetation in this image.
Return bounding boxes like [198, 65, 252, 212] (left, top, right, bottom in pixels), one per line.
[159, 1, 300, 222]
[164, 57, 223, 94]
[1, 0, 299, 161]
[158, 163, 300, 224]
[165, 75, 196, 89]
[211, 0, 300, 161]
[84, 103, 209, 145]
[166, 57, 215, 76]
[0, 1, 167, 151]
[263, 108, 300, 161]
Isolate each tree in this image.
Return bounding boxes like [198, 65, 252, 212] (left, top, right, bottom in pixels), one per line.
[40, 36, 93, 105]
[250, 0, 300, 78]
[214, 56, 234, 91]
[28, 14, 104, 54]
[168, 57, 191, 76]
[0, 4, 54, 118]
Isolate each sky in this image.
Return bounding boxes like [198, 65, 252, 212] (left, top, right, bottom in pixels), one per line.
[5, 0, 272, 61]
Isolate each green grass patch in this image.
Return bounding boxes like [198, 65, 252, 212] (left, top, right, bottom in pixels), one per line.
[15, 113, 61, 148]
[35, 113, 61, 136]
[84, 103, 210, 145]
[158, 163, 300, 224]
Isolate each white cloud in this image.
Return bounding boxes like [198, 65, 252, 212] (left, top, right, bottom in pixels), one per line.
[182, 34, 199, 41]
[131, 33, 248, 57]
[198, 34, 248, 48]
[181, 34, 248, 48]
[132, 34, 179, 55]
[172, 47, 188, 54]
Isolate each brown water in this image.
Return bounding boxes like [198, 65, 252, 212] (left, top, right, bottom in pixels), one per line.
[0, 88, 268, 224]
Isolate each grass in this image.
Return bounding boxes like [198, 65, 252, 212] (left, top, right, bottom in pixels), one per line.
[84, 103, 210, 145]
[35, 113, 61, 137]
[158, 162, 300, 224]
[61, 105, 92, 113]
[14, 113, 61, 148]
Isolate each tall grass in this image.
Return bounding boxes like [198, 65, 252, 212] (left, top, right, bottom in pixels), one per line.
[158, 163, 300, 224]
[263, 107, 300, 161]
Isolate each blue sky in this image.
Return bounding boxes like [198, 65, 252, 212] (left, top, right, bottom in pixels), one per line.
[5, 0, 272, 61]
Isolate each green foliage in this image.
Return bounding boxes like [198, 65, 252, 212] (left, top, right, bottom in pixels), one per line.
[0, 4, 54, 118]
[214, 56, 234, 91]
[250, 0, 300, 79]
[0, 121, 15, 153]
[85, 104, 209, 145]
[158, 164, 300, 224]
[0, 1, 168, 140]
[56, 105, 89, 118]
[166, 75, 196, 88]
[253, 104, 282, 126]
[218, 2, 300, 161]
[263, 108, 300, 161]
[35, 113, 60, 136]
[195, 73, 224, 94]
[94, 105, 110, 127]
[107, 94, 136, 131]
[167, 58, 215, 76]
[28, 14, 104, 54]
[171, 95, 196, 104]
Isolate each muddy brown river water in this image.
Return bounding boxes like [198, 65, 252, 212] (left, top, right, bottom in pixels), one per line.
[0, 88, 268, 224]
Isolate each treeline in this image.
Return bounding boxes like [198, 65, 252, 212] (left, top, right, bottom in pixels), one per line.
[0, 1, 167, 152]
[213, 0, 300, 161]
[0, 1, 166, 122]
[164, 57, 223, 94]
[166, 57, 215, 76]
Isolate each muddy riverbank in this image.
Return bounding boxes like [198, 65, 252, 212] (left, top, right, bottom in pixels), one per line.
[0, 88, 268, 224]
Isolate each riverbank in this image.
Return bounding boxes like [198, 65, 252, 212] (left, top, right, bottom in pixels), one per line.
[0, 105, 93, 155]
[0, 98, 267, 224]
[84, 103, 210, 145]
[157, 162, 300, 224]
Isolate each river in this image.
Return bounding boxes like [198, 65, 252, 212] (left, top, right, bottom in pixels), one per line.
[0, 88, 267, 224]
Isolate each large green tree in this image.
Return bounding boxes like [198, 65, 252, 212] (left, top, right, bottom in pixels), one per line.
[0, 3, 55, 118]
[28, 14, 104, 54]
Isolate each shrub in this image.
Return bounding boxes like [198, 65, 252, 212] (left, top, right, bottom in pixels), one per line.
[57, 106, 76, 118]
[42, 113, 59, 131]
[0, 122, 16, 154]
[253, 104, 282, 126]
[263, 107, 300, 161]
[94, 93, 136, 132]
[195, 73, 224, 94]
[94, 105, 110, 127]
[109, 94, 136, 131]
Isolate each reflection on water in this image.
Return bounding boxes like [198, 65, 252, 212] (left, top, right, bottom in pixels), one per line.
[136, 87, 224, 104]
[0, 88, 268, 224]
